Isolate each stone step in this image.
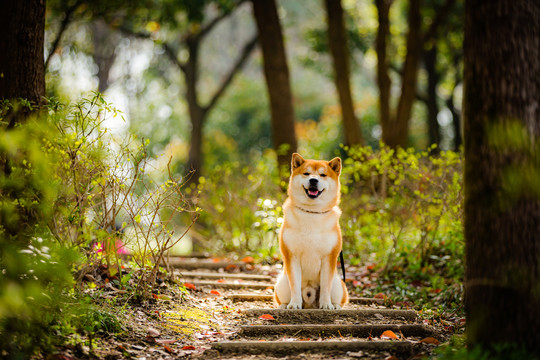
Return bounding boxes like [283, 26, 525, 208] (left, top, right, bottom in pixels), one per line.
[178, 271, 273, 281]
[240, 323, 433, 338]
[228, 294, 384, 305]
[166, 258, 245, 270]
[212, 340, 414, 356]
[188, 280, 273, 290]
[242, 308, 417, 322]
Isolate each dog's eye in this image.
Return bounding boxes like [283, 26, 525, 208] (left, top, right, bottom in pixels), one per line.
[320, 174, 327, 177]
[303, 172, 310, 176]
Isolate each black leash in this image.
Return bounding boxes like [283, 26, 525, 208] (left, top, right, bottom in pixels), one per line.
[339, 250, 346, 282]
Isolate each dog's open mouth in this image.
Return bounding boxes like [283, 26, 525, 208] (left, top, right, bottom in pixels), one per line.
[304, 187, 324, 199]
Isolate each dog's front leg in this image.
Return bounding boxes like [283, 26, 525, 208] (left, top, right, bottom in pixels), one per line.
[319, 258, 335, 309]
[286, 258, 303, 309]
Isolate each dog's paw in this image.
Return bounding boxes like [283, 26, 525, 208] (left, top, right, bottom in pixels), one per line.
[333, 304, 342, 310]
[278, 303, 287, 309]
[287, 302, 302, 310]
[319, 302, 335, 310]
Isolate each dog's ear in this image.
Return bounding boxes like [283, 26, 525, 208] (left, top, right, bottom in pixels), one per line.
[328, 157, 341, 176]
[291, 153, 305, 171]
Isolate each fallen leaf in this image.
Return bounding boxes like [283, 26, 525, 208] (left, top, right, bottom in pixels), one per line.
[152, 293, 159, 299]
[184, 283, 196, 290]
[210, 290, 221, 295]
[212, 258, 220, 263]
[381, 330, 398, 340]
[225, 264, 238, 272]
[182, 345, 196, 350]
[384, 356, 399, 360]
[163, 345, 173, 353]
[242, 256, 254, 263]
[374, 293, 387, 300]
[419, 337, 440, 345]
[217, 279, 225, 283]
[367, 264, 376, 271]
[259, 314, 275, 320]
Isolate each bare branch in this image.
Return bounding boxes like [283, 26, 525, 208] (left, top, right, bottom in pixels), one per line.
[203, 34, 258, 113]
[45, 0, 84, 70]
[195, 0, 249, 40]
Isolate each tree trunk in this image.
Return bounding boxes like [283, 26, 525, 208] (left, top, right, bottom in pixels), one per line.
[424, 44, 441, 149]
[0, 0, 46, 125]
[184, 38, 207, 182]
[91, 19, 120, 93]
[464, 0, 540, 354]
[391, 0, 422, 148]
[375, 0, 392, 145]
[251, 0, 297, 172]
[324, 0, 364, 147]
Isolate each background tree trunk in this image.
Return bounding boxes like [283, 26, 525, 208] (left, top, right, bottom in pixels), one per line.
[0, 0, 46, 125]
[424, 44, 441, 149]
[324, 0, 364, 147]
[251, 0, 297, 172]
[390, 0, 421, 148]
[91, 19, 120, 94]
[375, 0, 392, 145]
[464, 0, 540, 354]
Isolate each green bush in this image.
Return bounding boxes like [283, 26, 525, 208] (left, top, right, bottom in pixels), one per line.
[340, 144, 463, 309]
[0, 94, 196, 356]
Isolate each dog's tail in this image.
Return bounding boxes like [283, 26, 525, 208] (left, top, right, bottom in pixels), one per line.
[302, 286, 317, 306]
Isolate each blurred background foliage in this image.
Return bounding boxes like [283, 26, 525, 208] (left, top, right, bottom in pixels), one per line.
[1, 0, 467, 355]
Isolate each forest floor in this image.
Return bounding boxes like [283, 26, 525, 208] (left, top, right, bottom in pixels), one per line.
[55, 255, 461, 360]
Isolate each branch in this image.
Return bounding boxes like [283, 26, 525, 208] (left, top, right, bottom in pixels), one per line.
[195, 0, 248, 40]
[45, 0, 84, 70]
[118, 25, 187, 73]
[203, 34, 258, 113]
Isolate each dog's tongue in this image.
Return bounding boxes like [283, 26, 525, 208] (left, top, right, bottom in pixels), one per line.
[308, 189, 319, 196]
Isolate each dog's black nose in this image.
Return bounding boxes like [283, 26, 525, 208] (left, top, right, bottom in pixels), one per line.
[309, 178, 318, 186]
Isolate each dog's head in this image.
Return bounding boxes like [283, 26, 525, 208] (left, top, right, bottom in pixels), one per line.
[288, 153, 341, 210]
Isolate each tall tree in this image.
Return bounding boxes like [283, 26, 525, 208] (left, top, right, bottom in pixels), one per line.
[251, 0, 297, 172]
[375, 0, 455, 148]
[0, 0, 46, 125]
[464, 0, 540, 355]
[324, 0, 363, 147]
[120, 1, 258, 182]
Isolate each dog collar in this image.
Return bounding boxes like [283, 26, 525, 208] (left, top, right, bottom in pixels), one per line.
[294, 205, 331, 214]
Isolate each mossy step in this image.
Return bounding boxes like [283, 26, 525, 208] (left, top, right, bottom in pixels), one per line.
[240, 323, 433, 338]
[242, 308, 417, 322]
[212, 340, 414, 356]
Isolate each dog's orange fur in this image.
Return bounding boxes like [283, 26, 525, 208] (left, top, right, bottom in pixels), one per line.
[274, 153, 348, 309]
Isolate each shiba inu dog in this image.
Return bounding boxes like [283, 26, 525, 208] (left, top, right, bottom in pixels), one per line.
[274, 153, 348, 309]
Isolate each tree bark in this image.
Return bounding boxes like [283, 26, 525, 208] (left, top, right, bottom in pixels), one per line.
[464, 0, 540, 354]
[390, 0, 422, 148]
[324, 0, 364, 147]
[0, 0, 46, 125]
[375, 0, 392, 144]
[251, 0, 297, 172]
[424, 44, 441, 149]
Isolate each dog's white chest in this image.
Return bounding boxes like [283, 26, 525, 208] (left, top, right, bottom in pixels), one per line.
[281, 208, 340, 283]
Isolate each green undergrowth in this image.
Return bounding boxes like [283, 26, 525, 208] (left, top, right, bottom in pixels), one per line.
[197, 144, 464, 317]
[0, 95, 197, 357]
